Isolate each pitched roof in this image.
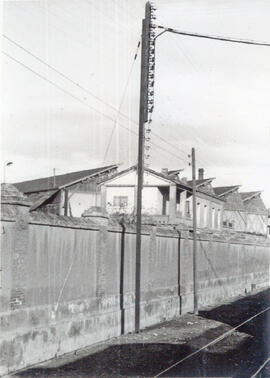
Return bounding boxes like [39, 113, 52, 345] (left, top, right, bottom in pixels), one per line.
[100, 165, 191, 187]
[100, 165, 191, 188]
[213, 185, 240, 197]
[146, 167, 193, 190]
[240, 191, 261, 202]
[13, 164, 118, 194]
[28, 190, 58, 211]
[101, 165, 223, 202]
[187, 178, 215, 187]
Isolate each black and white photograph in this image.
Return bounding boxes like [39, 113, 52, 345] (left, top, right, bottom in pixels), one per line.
[1, 0, 270, 376]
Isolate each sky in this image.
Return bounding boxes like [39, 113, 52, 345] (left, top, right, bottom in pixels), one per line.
[1, 0, 270, 206]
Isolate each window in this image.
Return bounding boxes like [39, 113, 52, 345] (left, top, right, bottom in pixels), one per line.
[197, 202, 201, 225]
[185, 201, 190, 216]
[217, 209, 221, 229]
[204, 205, 208, 227]
[113, 196, 128, 208]
[211, 208, 215, 228]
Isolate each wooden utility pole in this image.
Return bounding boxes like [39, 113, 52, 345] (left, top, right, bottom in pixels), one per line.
[135, 1, 156, 333]
[191, 147, 198, 314]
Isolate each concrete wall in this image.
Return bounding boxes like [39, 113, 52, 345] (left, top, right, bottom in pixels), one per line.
[1, 184, 269, 376]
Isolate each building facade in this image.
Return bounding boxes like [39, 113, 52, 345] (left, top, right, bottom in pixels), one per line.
[213, 186, 268, 236]
[100, 166, 224, 230]
[240, 192, 268, 235]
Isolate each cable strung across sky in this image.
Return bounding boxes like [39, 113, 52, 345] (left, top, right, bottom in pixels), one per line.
[156, 25, 270, 47]
[2, 33, 191, 163]
[2, 51, 188, 165]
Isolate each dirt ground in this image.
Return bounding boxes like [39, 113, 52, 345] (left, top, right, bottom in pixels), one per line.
[11, 288, 270, 377]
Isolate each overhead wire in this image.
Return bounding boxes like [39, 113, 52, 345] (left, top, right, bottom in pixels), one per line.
[10, 3, 269, 171]
[153, 17, 228, 169]
[154, 305, 270, 377]
[6, 5, 222, 168]
[102, 40, 141, 163]
[2, 34, 134, 119]
[154, 16, 270, 169]
[3, 34, 189, 166]
[20, 2, 192, 166]
[157, 25, 270, 47]
[152, 16, 210, 167]
[2, 51, 188, 165]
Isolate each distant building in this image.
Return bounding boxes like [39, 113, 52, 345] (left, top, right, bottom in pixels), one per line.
[100, 166, 224, 230]
[240, 192, 268, 235]
[13, 165, 118, 217]
[213, 186, 268, 236]
[213, 185, 246, 232]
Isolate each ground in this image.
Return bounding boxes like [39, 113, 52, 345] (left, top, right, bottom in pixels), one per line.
[10, 288, 270, 377]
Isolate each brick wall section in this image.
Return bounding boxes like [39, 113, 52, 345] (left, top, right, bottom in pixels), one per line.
[1, 184, 31, 311]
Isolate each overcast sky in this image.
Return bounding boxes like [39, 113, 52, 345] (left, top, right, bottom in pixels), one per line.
[2, 0, 270, 206]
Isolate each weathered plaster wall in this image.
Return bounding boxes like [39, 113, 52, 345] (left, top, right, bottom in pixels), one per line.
[180, 233, 270, 312]
[223, 209, 247, 232]
[1, 184, 269, 376]
[246, 213, 267, 235]
[186, 193, 223, 230]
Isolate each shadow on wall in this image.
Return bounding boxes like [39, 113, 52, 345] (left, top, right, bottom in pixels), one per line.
[16, 290, 270, 378]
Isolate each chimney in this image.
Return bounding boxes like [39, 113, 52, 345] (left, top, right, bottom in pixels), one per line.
[161, 168, 168, 176]
[198, 168, 204, 180]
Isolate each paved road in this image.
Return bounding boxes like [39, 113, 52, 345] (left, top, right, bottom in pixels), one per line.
[13, 289, 270, 377]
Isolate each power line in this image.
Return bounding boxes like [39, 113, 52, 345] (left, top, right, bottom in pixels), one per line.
[103, 40, 141, 163]
[3, 33, 142, 147]
[3, 34, 190, 165]
[157, 25, 270, 47]
[151, 131, 188, 159]
[3, 33, 133, 119]
[154, 305, 270, 377]
[3, 51, 187, 165]
[2, 52, 120, 124]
